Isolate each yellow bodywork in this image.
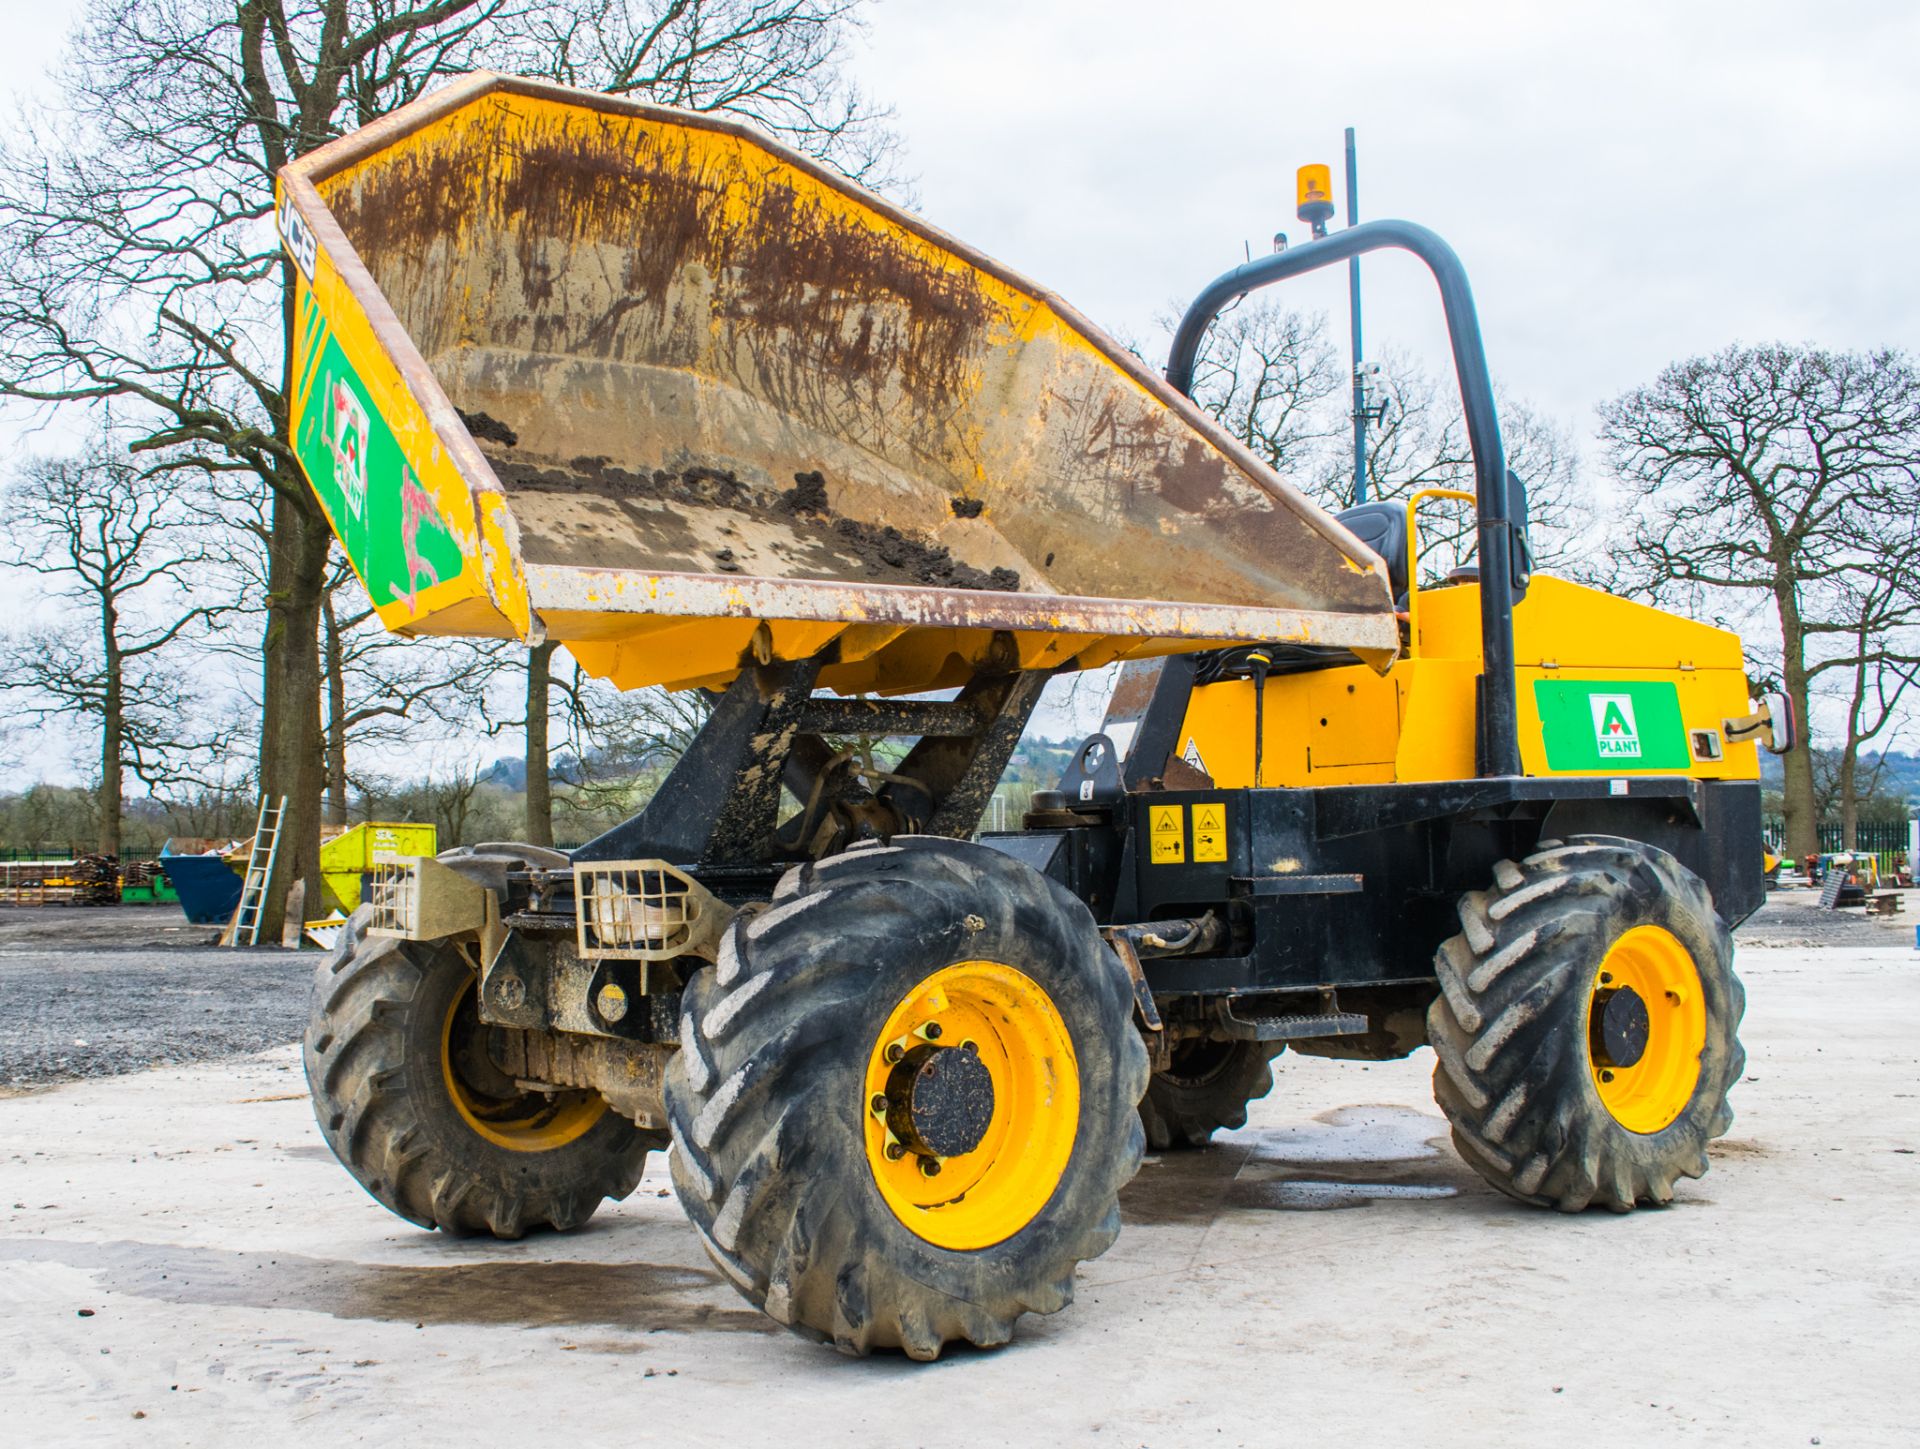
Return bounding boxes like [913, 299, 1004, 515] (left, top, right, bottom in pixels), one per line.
[277, 72, 1397, 699]
[1175, 574, 1763, 786]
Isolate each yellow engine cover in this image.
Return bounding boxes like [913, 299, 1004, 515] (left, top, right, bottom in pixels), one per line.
[1173, 576, 1761, 787]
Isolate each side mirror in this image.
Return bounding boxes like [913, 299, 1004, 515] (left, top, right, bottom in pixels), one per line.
[1724, 693, 1798, 755]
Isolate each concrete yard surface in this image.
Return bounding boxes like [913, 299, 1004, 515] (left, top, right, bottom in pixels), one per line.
[2, 944, 1916, 1446]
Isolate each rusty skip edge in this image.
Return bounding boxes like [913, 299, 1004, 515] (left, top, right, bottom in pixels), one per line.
[277, 72, 1398, 613]
[524, 563, 1402, 653]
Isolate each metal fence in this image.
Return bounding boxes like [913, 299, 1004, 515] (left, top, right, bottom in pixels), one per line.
[1762, 818, 1912, 864]
[0, 846, 165, 862]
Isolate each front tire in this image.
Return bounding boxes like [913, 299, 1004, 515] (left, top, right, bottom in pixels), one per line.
[665, 838, 1149, 1359]
[1427, 835, 1744, 1212]
[304, 908, 660, 1237]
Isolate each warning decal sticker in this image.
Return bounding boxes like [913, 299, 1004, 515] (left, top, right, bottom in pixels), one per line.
[1192, 802, 1227, 862]
[1149, 804, 1185, 865]
[1182, 738, 1208, 777]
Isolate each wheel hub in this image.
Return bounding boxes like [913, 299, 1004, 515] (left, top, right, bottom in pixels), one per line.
[886, 1043, 995, 1159]
[1590, 984, 1651, 1069]
[1587, 925, 1708, 1135]
[863, 959, 1081, 1251]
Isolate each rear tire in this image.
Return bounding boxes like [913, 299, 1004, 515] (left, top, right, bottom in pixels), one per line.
[1427, 835, 1744, 1212]
[1139, 1038, 1282, 1150]
[665, 837, 1149, 1359]
[304, 907, 660, 1237]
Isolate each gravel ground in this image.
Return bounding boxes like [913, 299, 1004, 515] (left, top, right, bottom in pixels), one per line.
[1737, 884, 1916, 949]
[0, 886, 1908, 1090]
[0, 907, 312, 1089]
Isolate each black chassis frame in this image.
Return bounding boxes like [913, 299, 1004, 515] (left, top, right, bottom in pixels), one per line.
[983, 740, 1764, 1007]
[484, 649, 1762, 1050]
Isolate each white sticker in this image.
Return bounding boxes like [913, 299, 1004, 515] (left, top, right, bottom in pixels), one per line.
[1591, 694, 1642, 760]
[1609, 779, 1629, 796]
[278, 194, 318, 282]
[1182, 737, 1208, 776]
[1079, 779, 1095, 801]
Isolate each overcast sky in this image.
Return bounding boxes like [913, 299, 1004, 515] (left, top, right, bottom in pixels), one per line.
[3, 1, 1916, 770]
[6, 0, 1916, 430]
[846, 0, 1920, 426]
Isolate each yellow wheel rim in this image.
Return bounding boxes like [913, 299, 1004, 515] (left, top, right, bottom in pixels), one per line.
[1587, 925, 1707, 1134]
[441, 979, 606, 1152]
[863, 960, 1079, 1251]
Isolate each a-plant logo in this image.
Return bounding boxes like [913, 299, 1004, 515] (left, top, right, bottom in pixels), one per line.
[1590, 693, 1641, 759]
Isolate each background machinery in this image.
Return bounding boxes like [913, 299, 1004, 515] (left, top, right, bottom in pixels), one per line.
[282, 73, 1793, 1359]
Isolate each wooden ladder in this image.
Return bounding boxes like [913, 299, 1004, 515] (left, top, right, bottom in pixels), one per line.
[222, 796, 287, 947]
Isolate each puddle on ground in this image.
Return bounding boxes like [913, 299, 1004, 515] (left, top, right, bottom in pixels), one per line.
[0, 1238, 775, 1336]
[1246, 1181, 1460, 1211]
[1123, 1103, 1472, 1222]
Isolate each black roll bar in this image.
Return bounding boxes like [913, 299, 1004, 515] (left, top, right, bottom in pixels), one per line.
[1165, 219, 1522, 778]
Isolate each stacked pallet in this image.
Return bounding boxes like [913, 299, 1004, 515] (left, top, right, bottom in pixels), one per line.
[0, 855, 121, 906]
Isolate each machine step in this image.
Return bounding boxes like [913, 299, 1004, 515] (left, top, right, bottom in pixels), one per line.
[1220, 1008, 1370, 1042]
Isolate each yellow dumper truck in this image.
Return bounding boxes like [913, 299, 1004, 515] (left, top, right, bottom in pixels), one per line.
[282, 73, 1795, 1358]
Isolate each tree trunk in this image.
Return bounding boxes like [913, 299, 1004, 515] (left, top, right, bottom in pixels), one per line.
[256, 488, 331, 942]
[1838, 738, 1860, 851]
[1774, 588, 1820, 862]
[526, 641, 557, 847]
[98, 599, 123, 859]
[323, 588, 349, 827]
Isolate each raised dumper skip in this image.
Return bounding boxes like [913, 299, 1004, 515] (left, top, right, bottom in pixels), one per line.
[282, 72, 1795, 1360]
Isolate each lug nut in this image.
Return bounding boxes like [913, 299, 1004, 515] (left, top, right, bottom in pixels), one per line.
[923, 1023, 943, 1040]
[919, 1157, 942, 1177]
[961, 1039, 978, 1054]
[885, 1142, 905, 1161]
[1601, 1070, 1615, 1083]
[871, 1093, 888, 1115]
[885, 1043, 904, 1064]
[1599, 971, 1614, 985]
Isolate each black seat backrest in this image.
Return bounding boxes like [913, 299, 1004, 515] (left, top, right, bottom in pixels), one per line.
[1334, 501, 1409, 600]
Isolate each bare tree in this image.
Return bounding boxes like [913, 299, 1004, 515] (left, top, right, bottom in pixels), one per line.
[480, 641, 712, 843]
[1183, 301, 1592, 579]
[0, 443, 227, 856]
[1181, 303, 1346, 476]
[1341, 358, 1590, 580]
[319, 561, 496, 826]
[0, 0, 896, 935]
[1814, 554, 1920, 848]
[523, 641, 561, 846]
[1600, 344, 1920, 859]
[414, 760, 488, 848]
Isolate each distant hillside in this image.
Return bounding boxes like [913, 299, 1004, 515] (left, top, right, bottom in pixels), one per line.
[1759, 748, 1920, 803]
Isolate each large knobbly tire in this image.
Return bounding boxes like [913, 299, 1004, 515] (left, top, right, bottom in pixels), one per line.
[1139, 1039, 1283, 1150]
[304, 906, 660, 1237]
[1427, 834, 1745, 1213]
[665, 837, 1150, 1359]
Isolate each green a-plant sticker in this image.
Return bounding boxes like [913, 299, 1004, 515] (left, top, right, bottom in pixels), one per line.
[1534, 680, 1690, 771]
[1590, 693, 1640, 759]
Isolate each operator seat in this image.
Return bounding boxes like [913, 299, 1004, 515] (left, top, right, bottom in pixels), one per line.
[1334, 502, 1410, 606]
